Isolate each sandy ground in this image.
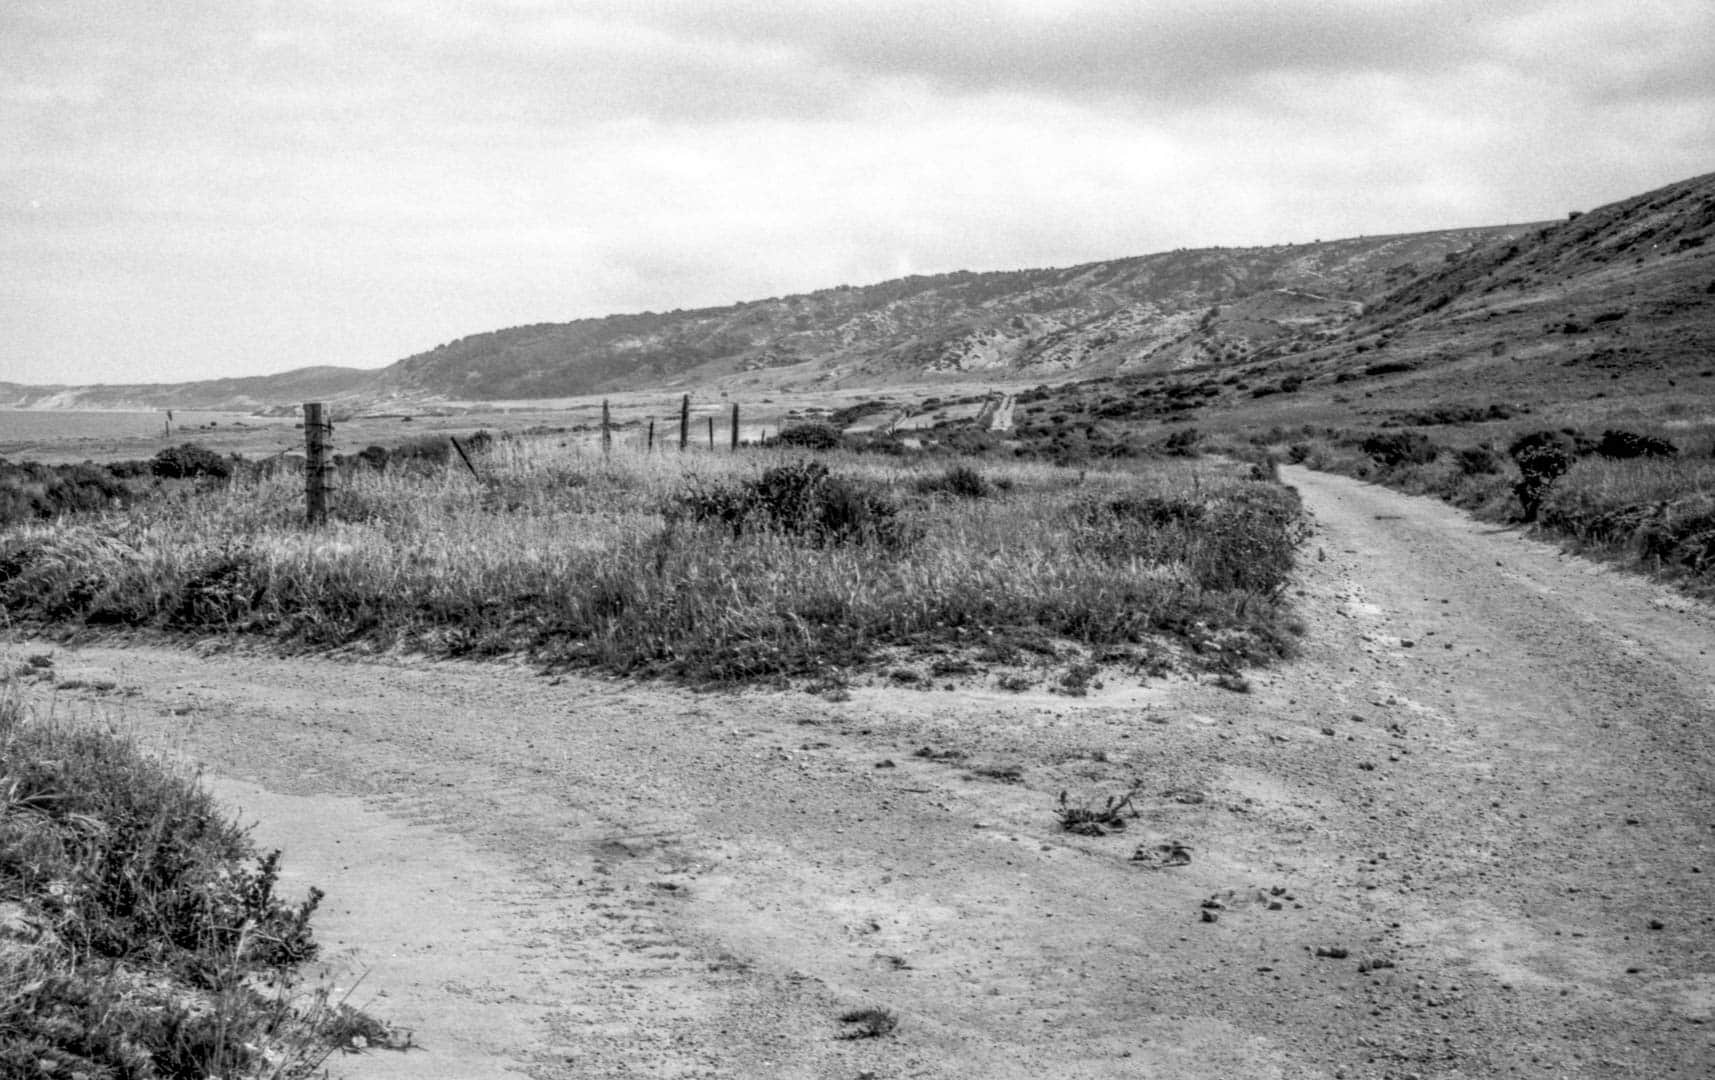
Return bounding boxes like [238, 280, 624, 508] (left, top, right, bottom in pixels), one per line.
[9, 465, 1714, 1079]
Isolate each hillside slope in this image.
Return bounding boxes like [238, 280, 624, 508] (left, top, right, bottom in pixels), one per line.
[6, 227, 1530, 411]
[376, 226, 1529, 400]
[1232, 170, 1715, 411]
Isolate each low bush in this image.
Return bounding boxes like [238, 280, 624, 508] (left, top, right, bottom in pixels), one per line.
[0, 686, 388, 1076]
[770, 422, 842, 451]
[1454, 445, 1504, 476]
[914, 465, 994, 498]
[1595, 429, 1678, 460]
[149, 443, 231, 480]
[1508, 430, 1579, 522]
[1360, 431, 1439, 468]
[677, 460, 913, 548]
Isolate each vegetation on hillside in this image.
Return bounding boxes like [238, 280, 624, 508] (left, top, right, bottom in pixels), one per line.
[1261, 423, 1715, 596]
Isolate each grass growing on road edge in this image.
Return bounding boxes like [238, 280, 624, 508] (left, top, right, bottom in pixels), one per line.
[0, 680, 395, 1077]
[1267, 424, 1715, 596]
[0, 440, 1308, 684]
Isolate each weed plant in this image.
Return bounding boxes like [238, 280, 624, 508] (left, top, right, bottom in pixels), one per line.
[0, 441, 1306, 683]
[0, 683, 384, 1077]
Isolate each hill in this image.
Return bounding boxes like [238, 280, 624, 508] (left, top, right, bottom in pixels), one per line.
[7, 169, 1711, 415]
[5, 228, 1533, 411]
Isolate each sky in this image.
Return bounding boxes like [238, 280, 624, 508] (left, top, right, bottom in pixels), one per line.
[3, 0, 1712, 387]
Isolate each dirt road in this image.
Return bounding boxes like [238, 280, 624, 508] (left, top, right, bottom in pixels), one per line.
[13, 465, 1714, 1079]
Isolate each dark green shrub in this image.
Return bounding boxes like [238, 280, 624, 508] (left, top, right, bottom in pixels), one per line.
[1360, 431, 1438, 467]
[1161, 427, 1200, 456]
[150, 443, 230, 480]
[771, 422, 842, 451]
[1595, 429, 1678, 459]
[1508, 430, 1578, 522]
[915, 465, 992, 498]
[1454, 445, 1503, 475]
[677, 461, 912, 548]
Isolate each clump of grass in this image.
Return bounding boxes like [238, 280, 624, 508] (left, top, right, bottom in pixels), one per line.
[0, 443, 1306, 684]
[0, 684, 397, 1075]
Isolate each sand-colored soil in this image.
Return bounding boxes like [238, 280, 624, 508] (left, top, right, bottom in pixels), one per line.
[11, 465, 1713, 1078]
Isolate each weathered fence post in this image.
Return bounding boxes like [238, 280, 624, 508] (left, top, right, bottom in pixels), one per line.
[303, 402, 328, 526]
[730, 403, 740, 451]
[601, 399, 612, 456]
[678, 394, 690, 452]
[449, 435, 480, 479]
[647, 419, 655, 453]
[707, 415, 714, 450]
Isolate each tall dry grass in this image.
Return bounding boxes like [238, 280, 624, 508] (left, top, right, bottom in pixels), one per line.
[0, 440, 1305, 681]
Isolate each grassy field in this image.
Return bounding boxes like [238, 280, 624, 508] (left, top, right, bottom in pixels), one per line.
[0, 437, 1306, 687]
[0, 670, 393, 1077]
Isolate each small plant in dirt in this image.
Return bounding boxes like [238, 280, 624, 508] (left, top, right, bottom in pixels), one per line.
[1056, 662, 1100, 696]
[1213, 672, 1252, 693]
[1056, 784, 1140, 836]
[836, 1007, 898, 1039]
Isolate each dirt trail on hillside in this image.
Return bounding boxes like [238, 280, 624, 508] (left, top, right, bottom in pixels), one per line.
[11, 465, 1714, 1079]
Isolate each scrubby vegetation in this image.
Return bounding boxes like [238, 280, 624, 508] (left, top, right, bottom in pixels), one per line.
[0, 679, 390, 1076]
[1271, 423, 1715, 595]
[0, 439, 1307, 685]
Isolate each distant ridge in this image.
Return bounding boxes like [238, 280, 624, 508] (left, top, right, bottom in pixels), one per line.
[9, 170, 1712, 411]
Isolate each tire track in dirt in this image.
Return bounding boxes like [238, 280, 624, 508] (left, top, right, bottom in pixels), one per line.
[8, 464, 1713, 1078]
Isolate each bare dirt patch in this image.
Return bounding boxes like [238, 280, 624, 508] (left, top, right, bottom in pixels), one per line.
[9, 464, 1714, 1078]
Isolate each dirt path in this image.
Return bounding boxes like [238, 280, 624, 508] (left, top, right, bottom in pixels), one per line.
[11, 465, 1714, 1079]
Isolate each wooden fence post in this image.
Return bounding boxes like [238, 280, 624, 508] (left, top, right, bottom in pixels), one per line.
[303, 402, 328, 526]
[707, 415, 714, 450]
[601, 399, 612, 456]
[678, 394, 690, 452]
[647, 419, 655, 453]
[730, 403, 740, 451]
[449, 436, 480, 479]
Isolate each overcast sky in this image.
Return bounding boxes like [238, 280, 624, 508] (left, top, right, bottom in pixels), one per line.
[4, 0, 1712, 386]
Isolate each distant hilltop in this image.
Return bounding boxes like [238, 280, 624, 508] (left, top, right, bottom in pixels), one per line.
[7, 169, 1713, 411]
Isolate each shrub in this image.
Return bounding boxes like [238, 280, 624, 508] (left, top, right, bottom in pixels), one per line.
[1360, 431, 1438, 468]
[1595, 429, 1678, 460]
[0, 692, 380, 1077]
[1455, 445, 1504, 476]
[149, 443, 230, 480]
[1161, 427, 1201, 457]
[772, 422, 842, 451]
[678, 460, 912, 548]
[914, 465, 992, 498]
[1508, 430, 1578, 522]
